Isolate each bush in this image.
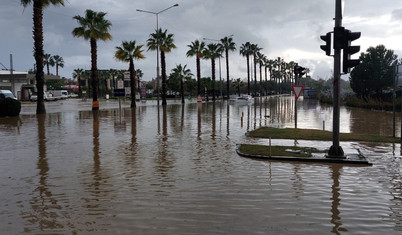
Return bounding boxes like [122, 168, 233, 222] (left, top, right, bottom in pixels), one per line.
[0, 98, 21, 117]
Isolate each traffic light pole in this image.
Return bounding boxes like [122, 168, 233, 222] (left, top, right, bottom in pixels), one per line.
[328, 0, 345, 158]
[295, 71, 298, 129]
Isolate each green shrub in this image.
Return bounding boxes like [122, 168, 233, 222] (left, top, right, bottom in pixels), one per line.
[0, 98, 21, 117]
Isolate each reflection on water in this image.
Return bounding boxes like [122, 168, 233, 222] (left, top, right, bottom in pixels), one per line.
[0, 97, 401, 234]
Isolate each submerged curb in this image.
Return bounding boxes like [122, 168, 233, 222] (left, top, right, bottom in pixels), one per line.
[236, 144, 372, 166]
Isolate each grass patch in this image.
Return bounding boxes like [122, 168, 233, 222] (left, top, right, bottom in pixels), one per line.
[238, 144, 326, 158]
[248, 127, 399, 143]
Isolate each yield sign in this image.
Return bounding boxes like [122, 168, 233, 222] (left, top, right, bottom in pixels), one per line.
[292, 85, 304, 100]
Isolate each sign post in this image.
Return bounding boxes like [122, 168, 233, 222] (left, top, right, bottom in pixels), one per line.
[292, 85, 304, 128]
[113, 88, 125, 114]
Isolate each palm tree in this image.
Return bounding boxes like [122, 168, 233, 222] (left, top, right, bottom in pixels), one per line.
[250, 44, 261, 96]
[186, 40, 205, 98]
[72, 68, 84, 97]
[44, 53, 52, 75]
[239, 42, 252, 95]
[203, 43, 223, 101]
[219, 36, 236, 99]
[49, 55, 64, 77]
[256, 52, 265, 95]
[171, 64, 193, 104]
[72, 9, 112, 111]
[147, 29, 176, 106]
[21, 0, 65, 114]
[115, 40, 145, 107]
[109, 68, 119, 89]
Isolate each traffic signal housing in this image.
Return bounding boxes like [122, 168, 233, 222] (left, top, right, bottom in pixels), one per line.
[320, 32, 332, 56]
[342, 30, 361, 74]
[294, 65, 306, 77]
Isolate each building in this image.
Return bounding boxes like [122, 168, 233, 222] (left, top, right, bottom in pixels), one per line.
[0, 70, 31, 100]
[0, 70, 62, 100]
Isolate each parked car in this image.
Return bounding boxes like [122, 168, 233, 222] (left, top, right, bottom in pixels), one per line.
[0, 90, 17, 100]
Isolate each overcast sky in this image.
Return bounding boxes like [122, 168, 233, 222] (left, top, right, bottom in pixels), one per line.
[2, 0, 402, 81]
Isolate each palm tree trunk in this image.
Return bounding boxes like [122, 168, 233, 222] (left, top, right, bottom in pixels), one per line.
[161, 51, 167, 105]
[247, 55, 250, 95]
[254, 55, 257, 96]
[196, 57, 201, 96]
[33, 1, 46, 114]
[78, 76, 82, 97]
[90, 38, 99, 110]
[129, 59, 136, 108]
[211, 58, 216, 101]
[225, 49, 230, 99]
[181, 79, 185, 104]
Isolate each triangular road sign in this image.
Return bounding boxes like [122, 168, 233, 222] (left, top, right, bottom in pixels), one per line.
[292, 85, 304, 100]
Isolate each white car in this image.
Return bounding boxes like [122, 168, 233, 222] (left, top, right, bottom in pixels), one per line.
[0, 90, 17, 100]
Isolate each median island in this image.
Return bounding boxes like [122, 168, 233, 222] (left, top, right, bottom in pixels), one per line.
[236, 127, 400, 165]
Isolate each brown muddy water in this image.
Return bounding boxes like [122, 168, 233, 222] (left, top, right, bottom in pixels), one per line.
[0, 96, 401, 234]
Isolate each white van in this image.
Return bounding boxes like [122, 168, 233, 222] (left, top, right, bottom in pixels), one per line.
[51, 90, 69, 99]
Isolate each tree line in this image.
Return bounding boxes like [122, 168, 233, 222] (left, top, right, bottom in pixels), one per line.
[22, 1, 309, 114]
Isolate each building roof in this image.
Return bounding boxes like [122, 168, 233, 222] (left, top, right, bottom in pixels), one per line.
[0, 70, 28, 75]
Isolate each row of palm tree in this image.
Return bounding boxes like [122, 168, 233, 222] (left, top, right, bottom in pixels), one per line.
[23, 0, 302, 114]
[186, 37, 236, 100]
[43, 54, 64, 76]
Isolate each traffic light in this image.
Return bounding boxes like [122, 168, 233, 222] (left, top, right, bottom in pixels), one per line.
[320, 32, 332, 56]
[294, 65, 306, 77]
[342, 29, 361, 74]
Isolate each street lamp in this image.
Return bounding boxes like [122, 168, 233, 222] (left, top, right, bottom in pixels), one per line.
[203, 35, 234, 99]
[137, 3, 179, 105]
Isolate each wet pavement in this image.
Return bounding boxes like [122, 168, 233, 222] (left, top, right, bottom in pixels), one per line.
[1, 96, 401, 234]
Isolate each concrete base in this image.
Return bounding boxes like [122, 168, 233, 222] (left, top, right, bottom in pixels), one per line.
[236, 145, 372, 166]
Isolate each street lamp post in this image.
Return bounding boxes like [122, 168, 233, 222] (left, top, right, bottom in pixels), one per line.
[137, 3, 179, 105]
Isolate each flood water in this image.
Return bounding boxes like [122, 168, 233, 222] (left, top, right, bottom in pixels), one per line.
[1, 96, 401, 234]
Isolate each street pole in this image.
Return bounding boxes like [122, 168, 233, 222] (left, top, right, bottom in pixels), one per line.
[328, 0, 345, 158]
[10, 54, 15, 97]
[294, 71, 298, 129]
[136, 4, 179, 106]
[219, 56, 222, 99]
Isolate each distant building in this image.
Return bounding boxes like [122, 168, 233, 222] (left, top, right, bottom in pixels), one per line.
[0, 70, 62, 100]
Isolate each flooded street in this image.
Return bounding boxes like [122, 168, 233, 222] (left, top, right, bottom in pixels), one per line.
[1, 96, 401, 234]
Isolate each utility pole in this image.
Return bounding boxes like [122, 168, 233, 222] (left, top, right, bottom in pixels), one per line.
[10, 54, 15, 97]
[328, 0, 344, 158]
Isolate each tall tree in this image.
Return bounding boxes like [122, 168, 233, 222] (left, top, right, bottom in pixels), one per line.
[350, 44, 397, 99]
[256, 51, 265, 95]
[136, 69, 144, 90]
[240, 42, 252, 95]
[109, 68, 119, 89]
[171, 64, 193, 104]
[21, 0, 65, 114]
[44, 53, 52, 75]
[186, 40, 205, 98]
[72, 9, 112, 110]
[250, 44, 261, 96]
[147, 29, 176, 106]
[72, 68, 84, 97]
[203, 43, 223, 101]
[115, 40, 145, 108]
[49, 54, 64, 77]
[219, 36, 236, 99]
